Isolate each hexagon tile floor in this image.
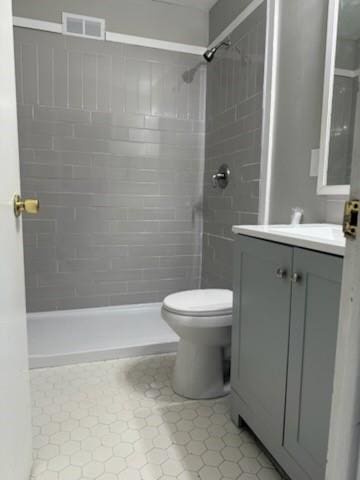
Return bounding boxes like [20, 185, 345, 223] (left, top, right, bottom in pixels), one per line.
[31, 354, 284, 480]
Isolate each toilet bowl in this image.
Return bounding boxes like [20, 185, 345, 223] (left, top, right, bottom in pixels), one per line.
[161, 289, 232, 399]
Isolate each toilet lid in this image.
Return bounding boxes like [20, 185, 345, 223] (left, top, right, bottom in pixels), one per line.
[163, 289, 233, 317]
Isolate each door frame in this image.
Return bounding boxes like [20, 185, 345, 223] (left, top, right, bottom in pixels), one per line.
[325, 64, 360, 480]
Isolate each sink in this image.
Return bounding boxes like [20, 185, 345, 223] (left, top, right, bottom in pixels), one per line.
[269, 224, 344, 241]
[232, 223, 346, 256]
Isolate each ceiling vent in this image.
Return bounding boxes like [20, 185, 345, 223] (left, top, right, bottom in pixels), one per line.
[62, 12, 105, 40]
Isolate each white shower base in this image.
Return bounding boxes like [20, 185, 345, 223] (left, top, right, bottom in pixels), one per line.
[27, 303, 178, 369]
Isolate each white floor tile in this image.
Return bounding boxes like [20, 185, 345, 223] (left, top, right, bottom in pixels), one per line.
[30, 354, 284, 480]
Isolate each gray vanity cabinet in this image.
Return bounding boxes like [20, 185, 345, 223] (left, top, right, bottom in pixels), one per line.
[284, 248, 342, 480]
[231, 236, 293, 444]
[231, 236, 343, 480]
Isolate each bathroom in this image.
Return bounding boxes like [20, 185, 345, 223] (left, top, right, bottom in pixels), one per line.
[1, 0, 360, 478]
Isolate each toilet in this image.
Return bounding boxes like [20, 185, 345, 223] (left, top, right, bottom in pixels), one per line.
[161, 289, 233, 399]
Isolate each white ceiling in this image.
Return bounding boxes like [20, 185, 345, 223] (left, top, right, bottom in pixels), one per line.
[152, 0, 218, 12]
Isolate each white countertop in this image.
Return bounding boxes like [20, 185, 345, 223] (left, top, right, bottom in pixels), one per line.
[232, 224, 346, 256]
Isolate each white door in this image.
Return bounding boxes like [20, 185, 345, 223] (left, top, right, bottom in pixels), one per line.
[326, 79, 360, 476]
[0, 0, 33, 479]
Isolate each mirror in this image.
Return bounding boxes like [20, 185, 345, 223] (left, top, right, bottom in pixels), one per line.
[318, 0, 360, 195]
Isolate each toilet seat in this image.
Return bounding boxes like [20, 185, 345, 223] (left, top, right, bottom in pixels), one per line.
[162, 308, 232, 330]
[163, 289, 232, 317]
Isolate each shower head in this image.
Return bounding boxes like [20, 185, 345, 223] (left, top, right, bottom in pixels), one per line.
[203, 39, 231, 63]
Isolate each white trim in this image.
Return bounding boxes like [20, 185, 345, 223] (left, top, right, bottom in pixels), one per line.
[258, 0, 279, 225]
[335, 68, 360, 79]
[319, 184, 350, 195]
[13, 16, 61, 33]
[318, 0, 351, 196]
[106, 31, 205, 55]
[12, 15, 205, 55]
[208, 0, 265, 49]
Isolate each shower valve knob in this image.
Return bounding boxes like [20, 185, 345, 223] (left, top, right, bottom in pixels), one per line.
[212, 164, 230, 189]
[212, 172, 226, 186]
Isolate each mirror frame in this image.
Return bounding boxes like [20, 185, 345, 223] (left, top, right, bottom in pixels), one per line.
[318, 0, 351, 196]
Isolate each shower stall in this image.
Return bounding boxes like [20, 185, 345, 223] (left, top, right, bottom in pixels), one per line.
[14, 1, 268, 367]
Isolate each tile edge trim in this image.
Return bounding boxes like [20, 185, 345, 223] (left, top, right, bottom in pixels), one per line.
[13, 16, 205, 55]
[208, 0, 265, 49]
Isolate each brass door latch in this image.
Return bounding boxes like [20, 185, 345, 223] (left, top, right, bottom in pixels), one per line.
[13, 195, 40, 217]
[343, 200, 359, 239]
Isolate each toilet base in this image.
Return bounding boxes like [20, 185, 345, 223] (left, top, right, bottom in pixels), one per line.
[172, 339, 228, 399]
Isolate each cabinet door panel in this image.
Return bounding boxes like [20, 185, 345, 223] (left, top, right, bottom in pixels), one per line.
[231, 237, 293, 444]
[284, 248, 343, 480]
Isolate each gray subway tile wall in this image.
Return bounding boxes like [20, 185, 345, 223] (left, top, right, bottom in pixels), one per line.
[201, 3, 266, 289]
[14, 27, 206, 312]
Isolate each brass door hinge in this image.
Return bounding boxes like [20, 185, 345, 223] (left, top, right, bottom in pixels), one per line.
[343, 200, 359, 239]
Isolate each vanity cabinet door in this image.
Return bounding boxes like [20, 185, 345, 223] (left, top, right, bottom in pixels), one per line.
[231, 236, 293, 445]
[284, 248, 342, 480]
